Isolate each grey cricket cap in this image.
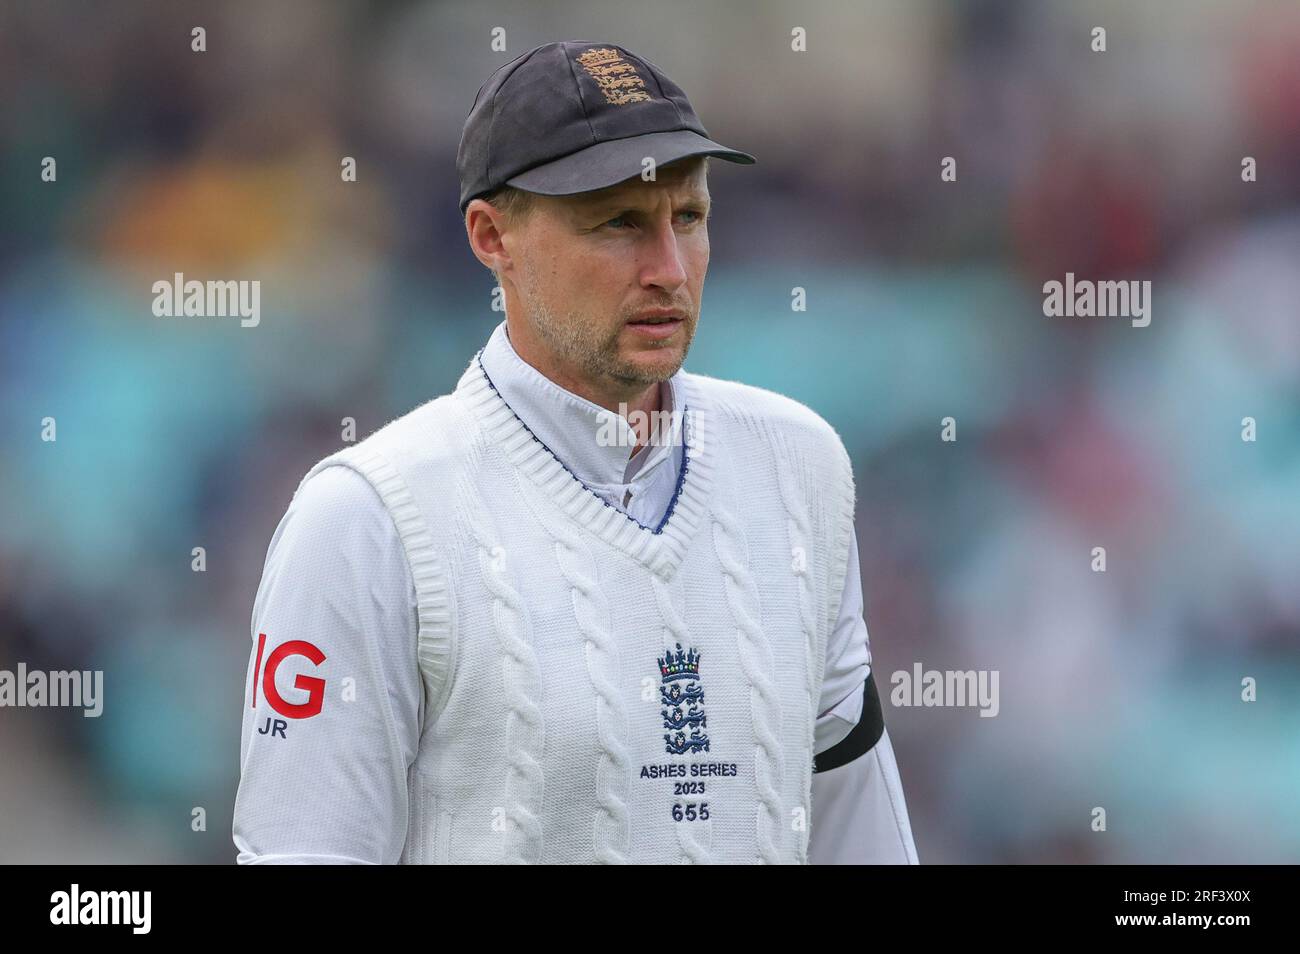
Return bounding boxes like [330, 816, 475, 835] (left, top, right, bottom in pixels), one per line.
[457, 41, 756, 215]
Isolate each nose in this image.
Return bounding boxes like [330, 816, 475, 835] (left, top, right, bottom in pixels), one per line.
[638, 215, 689, 294]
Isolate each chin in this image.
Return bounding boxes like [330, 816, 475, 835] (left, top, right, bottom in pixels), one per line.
[621, 351, 684, 382]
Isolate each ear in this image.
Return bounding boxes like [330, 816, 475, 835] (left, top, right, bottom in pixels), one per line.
[465, 199, 511, 276]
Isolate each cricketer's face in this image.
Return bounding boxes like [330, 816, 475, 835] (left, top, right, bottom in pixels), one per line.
[507, 156, 711, 391]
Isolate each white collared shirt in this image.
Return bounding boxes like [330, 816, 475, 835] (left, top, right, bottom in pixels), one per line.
[234, 320, 917, 864]
[482, 322, 686, 530]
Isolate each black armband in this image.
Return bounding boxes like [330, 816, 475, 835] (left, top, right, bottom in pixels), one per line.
[812, 671, 885, 774]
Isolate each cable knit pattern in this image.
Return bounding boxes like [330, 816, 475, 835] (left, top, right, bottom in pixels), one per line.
[767, 428, 820, 863]
[704, 387, 856, 646]
[711, 501, 784, 864]
[707, 390, 857, 863]
[455, 443, 546, 864]
[302, 345, 857, 862]
[650, 571, 715, 864]
[561, 536, 631, 863]
[517, 475, 633, 864]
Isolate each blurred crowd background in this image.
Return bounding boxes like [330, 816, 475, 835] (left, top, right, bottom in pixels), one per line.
[2, 0, 1297, 863]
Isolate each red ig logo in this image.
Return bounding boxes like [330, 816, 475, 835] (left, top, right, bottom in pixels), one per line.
[251, 633, 326, 738]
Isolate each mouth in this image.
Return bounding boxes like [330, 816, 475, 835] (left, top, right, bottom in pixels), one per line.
[625, 312, 685, 340]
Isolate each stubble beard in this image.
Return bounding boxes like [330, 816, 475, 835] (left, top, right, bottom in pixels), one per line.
[519, 259, 695, 389]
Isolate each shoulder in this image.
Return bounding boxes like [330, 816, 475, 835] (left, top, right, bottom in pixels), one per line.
[293, 390, 474, 496]
[253, 464, 412, 627]
[291, 464, 387, 519]
[278, 465, 401, 559]
[347, 392, 468, 464]
[682, 370, 852, 467]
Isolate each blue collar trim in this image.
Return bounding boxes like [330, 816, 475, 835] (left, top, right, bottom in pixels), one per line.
[474, 350, 691, 535]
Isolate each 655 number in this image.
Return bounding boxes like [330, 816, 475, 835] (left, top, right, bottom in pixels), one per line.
[672, 802, 710, 822]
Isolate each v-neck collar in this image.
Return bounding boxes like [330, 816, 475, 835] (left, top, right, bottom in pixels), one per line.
[454, 335, 716, 579]
[477, 320, 683, 493]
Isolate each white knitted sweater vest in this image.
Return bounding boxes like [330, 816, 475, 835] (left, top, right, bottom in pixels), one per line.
[296, 351, 857, 864]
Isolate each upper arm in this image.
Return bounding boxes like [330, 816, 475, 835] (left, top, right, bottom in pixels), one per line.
[233, 465, 421, 864]
[813, 526, 883, 770]
[808, 529, 914, 862]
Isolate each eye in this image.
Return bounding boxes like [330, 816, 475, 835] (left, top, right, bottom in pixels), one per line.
[678, 209, 707, 225]
[602, 214, 631, 229]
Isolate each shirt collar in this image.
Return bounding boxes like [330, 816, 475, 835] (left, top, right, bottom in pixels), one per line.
[477, 319, 684, 490]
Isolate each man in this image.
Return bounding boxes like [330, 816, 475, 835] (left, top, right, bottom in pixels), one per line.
[233, 40, 917, 864]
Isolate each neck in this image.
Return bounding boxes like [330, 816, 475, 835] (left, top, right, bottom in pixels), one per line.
[505, 317, 664, 457]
